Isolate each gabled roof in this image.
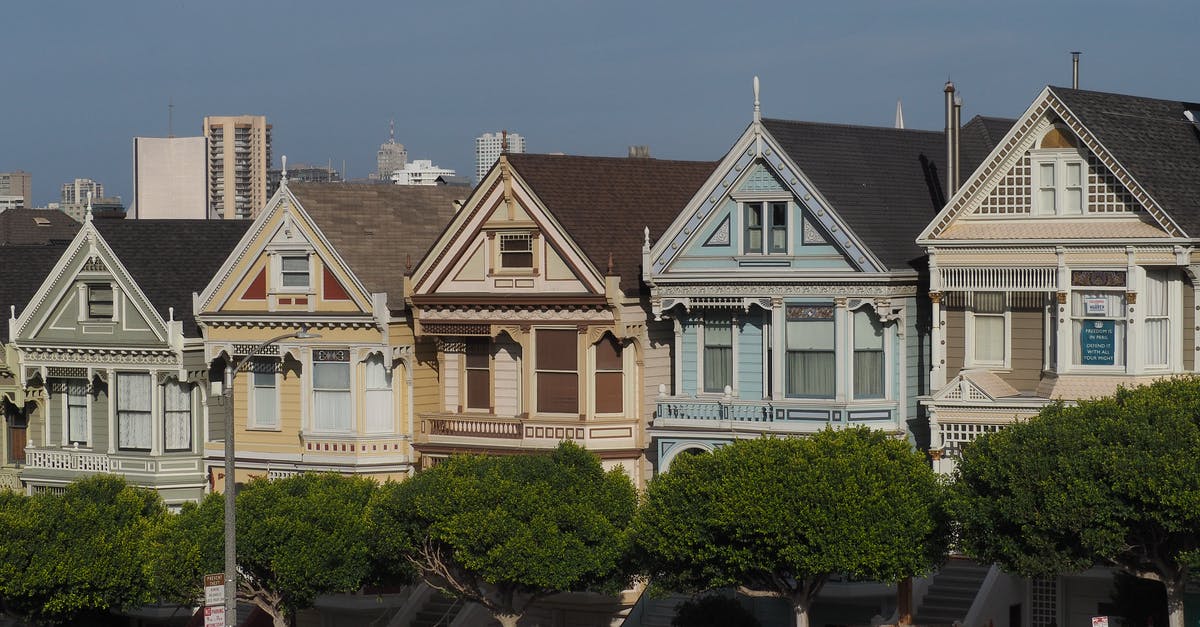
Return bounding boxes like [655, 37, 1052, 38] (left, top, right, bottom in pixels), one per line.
[1050, 86, 1200, 236]
[287, 182, 465, 302]
[94, 220, 251, 336]
[0, 244, 71, 342]
[761, 117, 1011, 269]
[0, 208, 80, 246]
[505, 154, 717, 295]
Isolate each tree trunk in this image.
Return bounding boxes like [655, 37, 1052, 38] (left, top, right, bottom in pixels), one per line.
[793, 602, 810, 627]
[496, 612, 522, 627]
[1165, 579, 1186, 627]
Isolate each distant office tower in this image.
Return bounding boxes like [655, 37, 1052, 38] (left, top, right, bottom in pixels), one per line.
[61, 178, 104, 205]
[376, 120, 408, 180]
[0, 171, 32, 207]
[391, 160, 456, 186]
[267, 163, 342, 196]
[204, 115, 272, 219]
[475, 131, 525, 181]
[61, 196, 125, 223]
[133, 136, 209, 219]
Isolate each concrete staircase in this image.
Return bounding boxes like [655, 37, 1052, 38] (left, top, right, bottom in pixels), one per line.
[409, 591, 464, 627]
[913, 559, 990, 626]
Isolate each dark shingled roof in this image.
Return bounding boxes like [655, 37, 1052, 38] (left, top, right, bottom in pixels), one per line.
[0, 208, 80, 246]
[762, 117, 1012, 270]
[95, 220, 251, 337]
[505, 154, 718, 295]
[1050, 86, 1200, 236]
[0, 244, 72, 342]
[287, 182, 466, 303]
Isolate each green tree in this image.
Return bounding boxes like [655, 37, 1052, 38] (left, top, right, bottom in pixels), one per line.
[370, 442, 637, 627]
[949, 377, 1200, 627]
[0, 475, 169, 625]
[630, 429, 946, 627]
[164, 473, 382, 627]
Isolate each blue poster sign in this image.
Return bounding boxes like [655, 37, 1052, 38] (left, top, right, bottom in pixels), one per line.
[1080, 319, 1116, 365]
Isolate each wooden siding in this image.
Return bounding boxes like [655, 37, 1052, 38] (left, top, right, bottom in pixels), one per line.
[1185, 277, 1195, 372]
[998, 308, 1044, 393]
[412, 337, 441, 416]
[944, 308, 965, 376]
[737, 313, 764, 399]
[493, 337, 521, 417]
[643, 319, 674, 421]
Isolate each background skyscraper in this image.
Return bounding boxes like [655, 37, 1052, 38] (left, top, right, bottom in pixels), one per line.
[60, 178, 104, 205]
[475, 131, 525, 182]
[133, 136, 208, 219]
[0, 171, 32, 208]
[204, 115, 272, 219]
[376, 120, 408, 180]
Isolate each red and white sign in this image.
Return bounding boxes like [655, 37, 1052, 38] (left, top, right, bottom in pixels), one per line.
[1091, 617, 1109, 627]
[203, 606, 225, 627]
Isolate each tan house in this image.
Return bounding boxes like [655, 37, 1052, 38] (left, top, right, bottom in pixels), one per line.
[406, 153, 714, 486]
[919, 86, 1200, 476]
[194, 181, 463, 490]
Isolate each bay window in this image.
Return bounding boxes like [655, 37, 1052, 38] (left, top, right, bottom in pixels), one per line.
[1144, 270, 1170, 367]
[250, 359, 278, 429]
[66, 380, 88, 445]
[313, 350, 351, 431]
[702, 314, 732, 393]
[853, 310, 885, 399]
[968, 292, 1008, 368]
[364, 354, 393, 433]
[786, 305, 835, 398]
[465, 338, 491, 411]
[594, 335, 623, 413]
[164, 381, 192, 451]
[536, 329, 578, 414]
[1071, 289, 1126, 367]
[117, 373, 152, 450]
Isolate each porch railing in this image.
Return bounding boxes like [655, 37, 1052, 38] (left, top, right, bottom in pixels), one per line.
[24, 448, 111, 473]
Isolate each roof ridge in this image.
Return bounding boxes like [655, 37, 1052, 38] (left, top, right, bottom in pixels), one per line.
[762, 117, 944, 136]
[508, 153, 715, 165]
[1049, 85, 1200, 108]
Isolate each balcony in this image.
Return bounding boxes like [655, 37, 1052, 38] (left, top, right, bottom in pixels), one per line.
[654, 396, 901, 434]
[416, 412, 638, 453]
[26, 447, 111, 472]
[23, 446, 203, 480]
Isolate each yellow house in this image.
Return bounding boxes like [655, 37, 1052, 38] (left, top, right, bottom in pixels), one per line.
[194, 180, 464, 490]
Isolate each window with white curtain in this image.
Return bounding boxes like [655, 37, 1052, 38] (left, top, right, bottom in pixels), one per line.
[785, 305, 835, 398]
[1144, 270, 1170, 367]
[969, 292, 1007, 367]
[66, 379, 89, 445]
[164, 381, 192, 451]
[702, 314, 732, 393]
[1071, 290, 1126, 367]
[250, 359, 278, 429]
[364, 354, 393, 433]
[853, 310, 885, 399]
[313, 351, 352, 431]
[117, 373, 152, 450]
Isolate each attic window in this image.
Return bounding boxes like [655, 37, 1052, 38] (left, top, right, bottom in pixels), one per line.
[499, 233, 533, 268]
[279, 255, 310, 289]
[87, 284, 114, 319]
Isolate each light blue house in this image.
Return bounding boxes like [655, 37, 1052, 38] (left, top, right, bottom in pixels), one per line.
[644, 82, 1003, 470]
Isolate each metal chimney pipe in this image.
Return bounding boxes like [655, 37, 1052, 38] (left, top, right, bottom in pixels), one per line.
[953, 94, 962, 196]
[944, 81, 956, 197]
[1071, 51, 1081, 89]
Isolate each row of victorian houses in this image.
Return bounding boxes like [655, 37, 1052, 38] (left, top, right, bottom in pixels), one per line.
[2, 80, 1199, 626]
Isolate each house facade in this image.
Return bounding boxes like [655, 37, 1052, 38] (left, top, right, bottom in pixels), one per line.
[919, 86, 1200, 476]
[406, 153, 713, 486]
[643, 90, 1007, 470]
[194, 181, 463, 490]
[8, 217, 247, 504]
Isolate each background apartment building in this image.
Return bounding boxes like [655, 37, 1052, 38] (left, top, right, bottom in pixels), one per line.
[133, 136, 208, 219]
[474, 131, 524, 182]
[60, 178, 103, 205]
[204, 115, 271, 219]
[0, 171, 32, 208]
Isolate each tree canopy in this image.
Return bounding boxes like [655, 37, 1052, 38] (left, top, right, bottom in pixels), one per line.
[949, 377, 1200, 627]
[630, 429, 946, 627]
[369, 442, 637, 627]
[0, 475, 169, 625]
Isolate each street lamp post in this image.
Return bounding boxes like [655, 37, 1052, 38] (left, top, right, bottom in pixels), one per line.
[221, 327, 319, 626]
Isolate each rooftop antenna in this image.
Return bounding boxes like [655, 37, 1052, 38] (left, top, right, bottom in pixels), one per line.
[895, 99, 905, 129]
[168, 98, 175, 138]
[1071, 51, 1081, 89]
[753, 76, 761, 123]
[389, 118, 395, 144]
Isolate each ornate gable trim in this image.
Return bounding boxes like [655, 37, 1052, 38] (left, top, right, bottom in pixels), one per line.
[920, 87, 1183, 241]
[648, 122, 885, 277]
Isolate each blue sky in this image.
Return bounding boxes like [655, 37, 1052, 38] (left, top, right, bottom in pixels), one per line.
[1, 0, 1193, 207]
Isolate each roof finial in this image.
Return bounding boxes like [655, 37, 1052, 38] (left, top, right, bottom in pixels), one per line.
[607, 252, 614, 275]
[281, 155, 288, 185]
[405, 253, 412, 275]
[895, 99, 905, 129]
[753, 76, 761, 123]
[643, 226, 650, 251]
[502, 130, 509, 155]
[85, 191, 94, 222]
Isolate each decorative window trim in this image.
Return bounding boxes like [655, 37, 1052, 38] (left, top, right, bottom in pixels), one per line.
[274, 252, 313, 293]
[965, 292, 1012, 370]
[497, 231, 535, 271]
[784, 303, 835, 399]
[311, 348, 353, 433]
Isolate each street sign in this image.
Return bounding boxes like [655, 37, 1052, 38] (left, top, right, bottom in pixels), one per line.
[204, 573, 225, 606]
[203, 606, 225, 627]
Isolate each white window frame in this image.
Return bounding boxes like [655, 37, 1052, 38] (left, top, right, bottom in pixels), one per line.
[497, 232, 534, 270]
[1031, 149, 1086, 216]
[1069, 285, 1127, 372]
[163, 380, 193, 452]
[363, 353, 394, 434]
[783, 305, 836, 400]
[64, 378, 90, 446]
[699, 313, 735, 395]
[742, 200, 789, 255]
[1142, 268, 1174, 371]
[965, 292, 1012, 370]
[86, 283, 115, 321]
[248, 358, 280, 430]
[311, 350, 353, 432]
[275, 253, 312, 293]
[116, 372, 153, 451]
[850, 308, 889, 400]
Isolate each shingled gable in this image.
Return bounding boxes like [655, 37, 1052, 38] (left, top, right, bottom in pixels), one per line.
[504, 153, 717, 295]
[760, 117, 1010, 270]
[286, 182, 465, 304]
[94, 220, 251, 336]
